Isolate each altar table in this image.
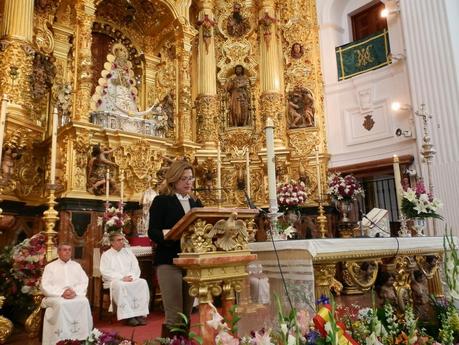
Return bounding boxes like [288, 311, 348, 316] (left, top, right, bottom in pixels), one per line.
[246, 237, 455, 317]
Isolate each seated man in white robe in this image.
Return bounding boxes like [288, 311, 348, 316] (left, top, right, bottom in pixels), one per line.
[100, 232, 150, 326]
[40, 244, 93, 345]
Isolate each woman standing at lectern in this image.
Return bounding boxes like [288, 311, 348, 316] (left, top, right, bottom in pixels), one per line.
[148, 160, 203, 337]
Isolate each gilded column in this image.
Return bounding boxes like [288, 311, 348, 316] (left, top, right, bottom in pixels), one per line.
[176, 24, 196, 144]
[258, 0, 285, 144]
[0, 0, 35, 113]
[196, 0, 218, 149]
[72, 0, 95, 122]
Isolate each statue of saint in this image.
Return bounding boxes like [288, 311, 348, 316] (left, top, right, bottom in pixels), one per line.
[225, 65, 251, 127]
[376, 271, 397, 307]
[288, 87, 315, 128]
[138, 187, 157, 236]
[93, 43, 138, 115]
[227, 3, 249, 37]
[411, 270, 433, 320]
[87, 145, 117, 195]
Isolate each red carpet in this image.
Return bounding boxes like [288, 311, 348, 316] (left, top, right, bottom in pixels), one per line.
[95, 310, 200, 343]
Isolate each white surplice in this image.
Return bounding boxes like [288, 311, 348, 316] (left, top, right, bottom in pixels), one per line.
[40, 259, 93, 345]
[99, 247, 150, 320]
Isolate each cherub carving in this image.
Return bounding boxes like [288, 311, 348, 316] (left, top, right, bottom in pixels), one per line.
[207, 212, 248, 251]
[87, 145, 117, 195]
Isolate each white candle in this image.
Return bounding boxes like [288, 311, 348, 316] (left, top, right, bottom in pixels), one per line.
[105, 168, 110, 203]
[315, 147, 322, 198]
[393, 154, 403, 218]
[246, 149, 251, 198]
[0, 95, 9, 171]
[217, 142, 222, 202]
[49, 108, 58, 185]
[120, 169, 124, 204]
[265, 117, 278, 213]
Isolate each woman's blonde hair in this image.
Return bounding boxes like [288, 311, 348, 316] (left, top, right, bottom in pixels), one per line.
[158, 160, 194, 196]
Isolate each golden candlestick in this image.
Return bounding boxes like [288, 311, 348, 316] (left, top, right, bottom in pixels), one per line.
[43, 186, 59, 261]
[317, 197, 328, 238]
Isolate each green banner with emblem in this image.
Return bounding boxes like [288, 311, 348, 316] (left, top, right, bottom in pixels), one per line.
[336, 30, 391, 81]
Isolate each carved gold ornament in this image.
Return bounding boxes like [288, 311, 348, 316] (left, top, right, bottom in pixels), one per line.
[208, 212, 249, 251]
[344, 260, 380, 291]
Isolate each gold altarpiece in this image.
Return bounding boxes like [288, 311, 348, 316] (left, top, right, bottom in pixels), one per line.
[0, 0, 327, 244]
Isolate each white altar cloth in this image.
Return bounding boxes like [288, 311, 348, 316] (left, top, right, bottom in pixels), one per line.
[249, 236, 454, 260]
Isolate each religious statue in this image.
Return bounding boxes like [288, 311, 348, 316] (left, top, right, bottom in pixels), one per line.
[95, 44, 138, 114]
[288, 87, 315, 128]
[194, 157, 216, 192]
[259, 11, 276, 48]
[87, 145, 117, 195]
[291, 43, 305, 59]
[376, 271, 397, 307]
[197, 14, 216, 53]
[160, 91, 175, 130]
[411, 270, 433, 321]
[137, 186, 157, 236]
[225, 65, 251, 127]
[1, 146, 21, 180]
[227, 3, 249, 37]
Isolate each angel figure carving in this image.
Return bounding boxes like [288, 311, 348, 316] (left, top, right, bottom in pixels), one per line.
[207, 212, 248, 251]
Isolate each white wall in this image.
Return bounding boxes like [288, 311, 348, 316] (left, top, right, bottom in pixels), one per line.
[317, 0, 417, 167]
[317, 0, 459, 236]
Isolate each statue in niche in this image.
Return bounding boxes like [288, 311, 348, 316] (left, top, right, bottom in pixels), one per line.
[225, 65, 251, 127]
[95, 43, 138, 114]
[291, 43, 304, 59]
[288, 87, 315, 128]
[87, 145, 117, 196]
[411, 270, 433, 320]
[227, 2, 249, 37]
[91, 43, 169, 136]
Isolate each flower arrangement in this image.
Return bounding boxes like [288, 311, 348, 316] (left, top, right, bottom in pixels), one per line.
[401, 179, 443, 219]
[11, 233, 46, 295]
[57, 328, 133, 345]
[145, 292, 456, 345]
[327, 173, 364, 203]
[98, 202, 131, 234]
[277, 180, 308, 212]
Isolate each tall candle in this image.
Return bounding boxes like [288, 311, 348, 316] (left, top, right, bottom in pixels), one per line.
[0, 95, 9, 171]
[393, 154, 403, 218]
[246, 149, 251, 198]
[216, 142, 222, 202]
[49, 108, 58, 185]
[265, 117, 278, 213]
[105, 168, 110, 203]
[315, 147, 322, 198]
[120, 169, 124, 204]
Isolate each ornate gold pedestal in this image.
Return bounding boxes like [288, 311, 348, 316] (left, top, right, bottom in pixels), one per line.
[24, 293, 43, 339]
[0, 296, 13, 344]
[166, 207, 258, 345]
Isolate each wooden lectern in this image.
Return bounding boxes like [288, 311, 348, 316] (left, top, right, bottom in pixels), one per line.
[165, 207, 258, 344]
